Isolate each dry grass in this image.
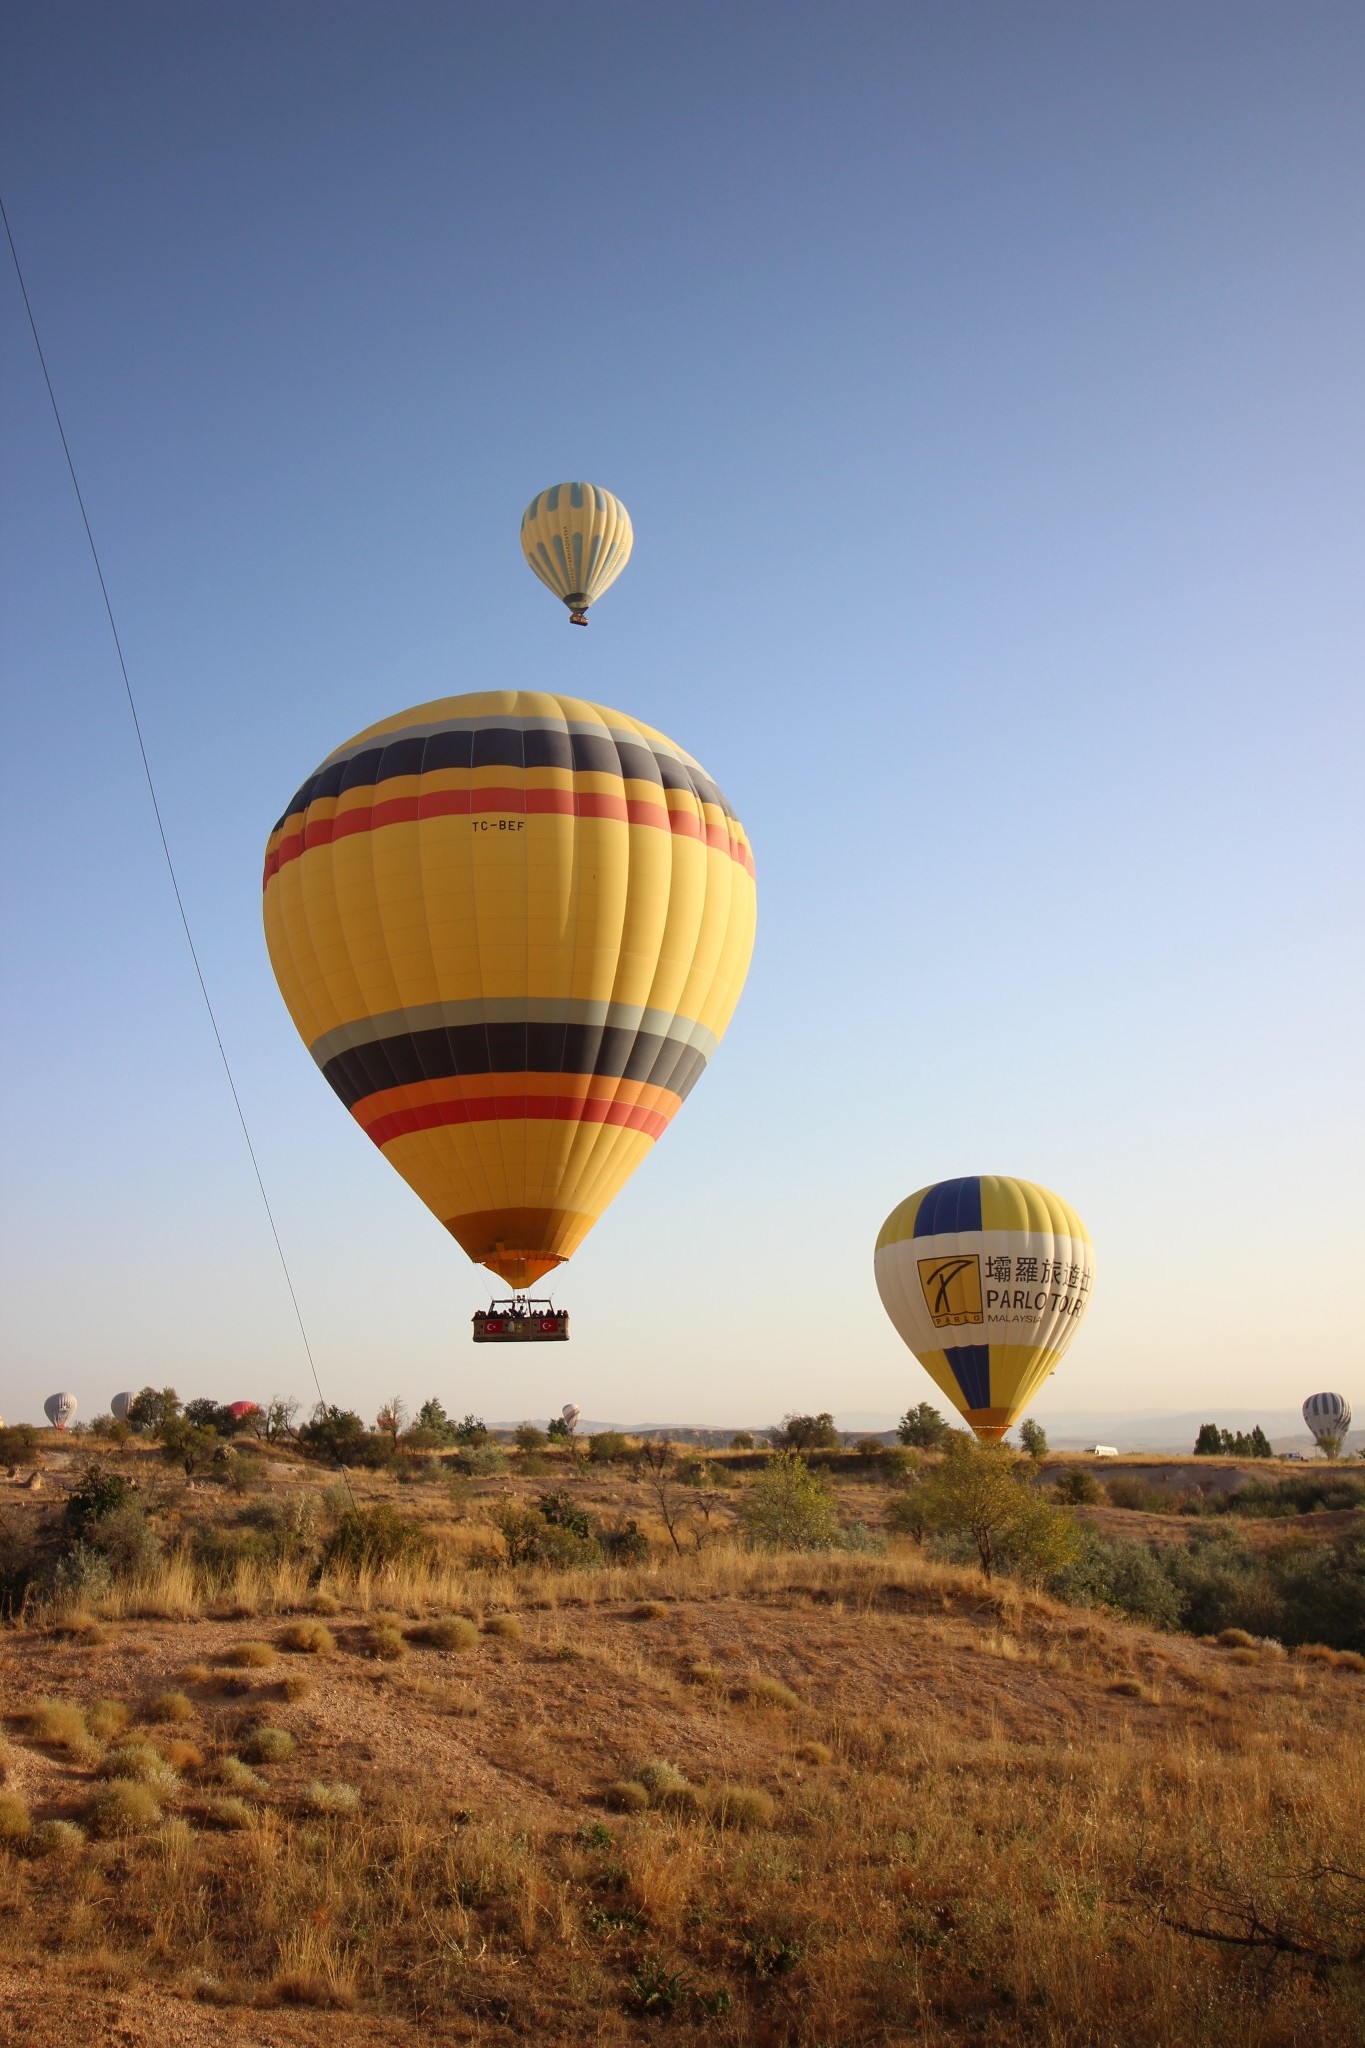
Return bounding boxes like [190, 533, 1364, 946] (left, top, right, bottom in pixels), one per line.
[409, 1614, 478, 1652]
[225, 1640, 275, 1669]
[279, 1620, 335, 1656]
[143, 1689, 194, 1722]
[1, 1464, 1362, 2045]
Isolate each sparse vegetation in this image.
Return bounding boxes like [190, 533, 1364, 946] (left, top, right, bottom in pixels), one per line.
[240, 1726, 295, 1765]
[280, 1620, 335, 1655]
[86, 1779, 161, 1835]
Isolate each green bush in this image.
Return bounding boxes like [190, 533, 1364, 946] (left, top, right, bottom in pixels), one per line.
[492, 1503, 600, 1570]
[588, 1431, 632, 1464]
[240, 1726, 295, 1765]
[1053, 1469, 1102, 1505]
[739, 1453, 842, 1552]
[323, 1504, 431, 1572]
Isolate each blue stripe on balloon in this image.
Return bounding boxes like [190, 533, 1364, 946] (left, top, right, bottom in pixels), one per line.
[913, 1177, 982, 1236]
[944, 1344, 992, 1410]
[570, 481, 584, 508]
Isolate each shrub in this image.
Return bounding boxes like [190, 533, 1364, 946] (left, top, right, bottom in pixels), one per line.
[26, 1699, 89, 1750]
[631, 1600, 669, 1620]
[1018, 1418, 1048, 1461]
[280, 1621, 335, 1655]
[64, 1462, 137, 1536]
[1106, 1477, 1171, 1512]
[302, 1780, 359, 1815]
[588, 1431, 632, 1464]
[210, 1797, 254, 1830]
[311, 1590, 341, 1615]
[240, 1726, 295, 1765]
[162, 1739, 204, 1771]
[1054, 1469, 1102, 1505]
[483, 1612, 522, 1639]
[796, 1741, 832, 1765]
[513, 1423, 547, 1452]
[323, 1505, 431, 1573]
[99, 1743, 178, 1795]
[685, 1661, 725, 1687]
[742, 1675, 800, 1711]
[30, 1819, 84, 1855]
[0, 1791, 31, 1843]
[1047, 1530, 1184, 1630]
[47, 1545, 113, 1607]
[708, 1785, 775, 1829]
[368, 1624, 405, 1661]
[88, 1780, 161, 1835]
[282, 1676, 310, 1702]
[923, 1441, 1081, 1582]
[178, 1664, 212, 1686]
[635, 1758, 690, 1802]
[730, 1433, 755, 1450]
[227, 1641, 276, 1669]
[456, 1444, 509, 1478]
[297, 1405, 369, 1465]
[146, 1691, 194, 1724]
[605, 1779, 649, 1813]
[412, 1616, 478, 1652]
[0, 1424, 41, 1465]
[86, 1698, 131, 1741]
[740, 1453, 842, 1552]
[216, 1757, 266, 1792]
[492, 1500, 600, 1570]
[1216, 1628, 1259, 1649]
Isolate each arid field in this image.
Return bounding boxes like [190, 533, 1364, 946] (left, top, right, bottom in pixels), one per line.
[1, 1438, 1362, 2047]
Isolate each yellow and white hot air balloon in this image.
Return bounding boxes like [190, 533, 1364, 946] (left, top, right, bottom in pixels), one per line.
[875, 1176, 1094, 1441]
[520, 482, 632, 625]
[262, 690, 755, 1301]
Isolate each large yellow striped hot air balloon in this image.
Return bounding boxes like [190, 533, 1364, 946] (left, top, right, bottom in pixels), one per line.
[262, 691, 755, 1293]
[520, 483, 633, 624]
[875, 1176, 1095, 1440]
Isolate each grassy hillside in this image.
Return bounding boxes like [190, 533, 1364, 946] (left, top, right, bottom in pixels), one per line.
[1, 1448, 1362, 2044]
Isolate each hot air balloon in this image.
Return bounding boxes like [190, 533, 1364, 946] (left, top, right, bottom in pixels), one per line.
[263, 691, 755, 1337]
[521, 483, 632, 625]
[875, 1177, 1094, 1442]
[561, 1403, 581, 1431]
[44, 1392, 78, 1431]
[227, 1401, 259, 1423]
[1303, 1391, 1352, 1459]
[110, 1391, 134, 1422]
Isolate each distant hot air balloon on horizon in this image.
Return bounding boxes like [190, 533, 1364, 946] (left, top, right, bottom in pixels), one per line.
[262, 690, 755, 1331]
[875, 1177, 1095, 1442]
[227, 1401, 259, 1424]
[110, 1391, 134, 1422]
[44, 1392, 78, 1431]
[1303, 1391, 1352, 1459]
[561, 1404, 581, 1433]
[521, 483, 632, 625]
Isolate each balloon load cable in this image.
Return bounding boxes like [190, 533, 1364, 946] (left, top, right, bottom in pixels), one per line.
[1, 192, 354, 1500]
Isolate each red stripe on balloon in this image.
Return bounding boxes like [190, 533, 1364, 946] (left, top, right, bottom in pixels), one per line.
[362, 1092, 674, 1148]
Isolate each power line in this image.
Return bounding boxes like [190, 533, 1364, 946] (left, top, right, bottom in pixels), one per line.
[1, 191, 340, 1451]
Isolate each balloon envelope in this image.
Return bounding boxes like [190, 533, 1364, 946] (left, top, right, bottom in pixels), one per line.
[521, 483, 632, 622]
[110, 1391, 134, 1422]
[44, 1392, 78, 1430]
[1302, 1391, 1351, 1446]
[561, 1404, 580, 1427]
[227, 1401, 259, 1422]
[263, 691, 756, 1287]
[875, 1176, 1094, 1441]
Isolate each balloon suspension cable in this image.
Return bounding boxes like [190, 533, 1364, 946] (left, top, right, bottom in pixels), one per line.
[1, 192, 354, 1504]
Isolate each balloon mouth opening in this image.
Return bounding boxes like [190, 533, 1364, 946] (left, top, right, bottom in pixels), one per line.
[481, 1250, 566, 1288]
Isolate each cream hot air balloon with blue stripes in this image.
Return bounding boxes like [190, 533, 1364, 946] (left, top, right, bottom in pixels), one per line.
[521, 482, 633, 625]
[875, 1176, 1095, 1441]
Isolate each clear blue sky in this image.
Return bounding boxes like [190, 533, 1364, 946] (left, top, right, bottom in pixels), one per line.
[2, 3, 1361, 1432]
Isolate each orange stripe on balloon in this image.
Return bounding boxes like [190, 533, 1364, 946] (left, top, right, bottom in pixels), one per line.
[363, 1091, 675, 1149]
[262, 786, 754, 886]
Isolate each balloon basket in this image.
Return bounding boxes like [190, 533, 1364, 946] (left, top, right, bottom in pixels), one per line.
[472, 1296, 569, 1343]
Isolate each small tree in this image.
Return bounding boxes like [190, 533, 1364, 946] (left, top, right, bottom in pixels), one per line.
[1018, 1418, 1048, 1463]
[375, 1397, 407, 1447]
[412, 1398, 456, 1445]
[258, 1396, 298, 1443]
[769, 1412, 841, 1453]
[454, 1414, 489, 1447]
[730, 1432, 755, 1450]
[1194, 1424, 1223, 1456]
[920, 1439, 1080, 1582]
[298, 1405, 368, 1465]
[739, 1452, 842, 1552]
[898, 1402, 952, 1450]
[639, 1440, 690, 1556]
[127, 1387, 182, 1438]
[514, 1422, 547, 1452]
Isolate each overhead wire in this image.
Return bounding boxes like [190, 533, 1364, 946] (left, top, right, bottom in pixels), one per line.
[1, 191, 350, 1481]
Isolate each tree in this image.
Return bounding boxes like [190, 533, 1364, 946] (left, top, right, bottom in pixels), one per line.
[413, 1398, 456, 1445]
[1018, 1418, 1049, 1462]
[769, 1412, 840, 1453]
[258, 1396, 298, 1443]
[514, 1422, 546, 1452]
[919, 1439, 1080, 1582]
[375, 1397, 407, 1447]
[1195, 1424, 1223, 1456]
[298, 1404, 368, 1465]
[739, 1452, 842, 1552]
[639, 1440, 691, 1556]
[454, 1414, 489, 1446]
[127, 1387, 182, 1438]
[730, 1432, 755, 1450]
[898, 1402, 952, 1450]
